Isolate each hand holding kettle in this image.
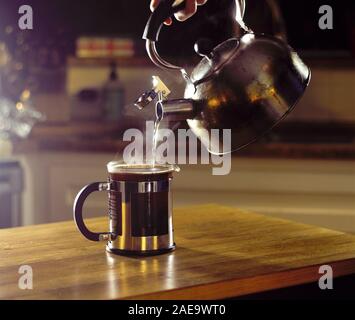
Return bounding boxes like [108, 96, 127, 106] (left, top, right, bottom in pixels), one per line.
[150, 0, 208, 25]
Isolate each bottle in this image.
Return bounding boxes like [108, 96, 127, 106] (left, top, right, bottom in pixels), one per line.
[103, 61, 125, 121]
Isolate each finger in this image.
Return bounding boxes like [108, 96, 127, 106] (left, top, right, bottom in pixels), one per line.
[175, 0, 197, 21]
[150, 0, 160, 11]
[197, 0, 208, 5]
[164, 17, 173, 25]
[151, 0, 172, 26]
[151, 0, 207, 12]
[151, 0, 205, 25]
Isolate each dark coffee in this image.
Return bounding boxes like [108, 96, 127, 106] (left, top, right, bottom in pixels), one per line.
[108, 164, 173, 238]
[109, 171, 172, 182]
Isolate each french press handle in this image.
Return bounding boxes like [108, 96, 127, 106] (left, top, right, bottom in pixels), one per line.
[73, 182, 114, 242]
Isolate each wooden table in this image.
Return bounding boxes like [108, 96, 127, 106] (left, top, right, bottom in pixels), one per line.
[1, 204, 355, 300]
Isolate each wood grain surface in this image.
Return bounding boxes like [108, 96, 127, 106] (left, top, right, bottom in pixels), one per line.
[1, 204, 355, 300]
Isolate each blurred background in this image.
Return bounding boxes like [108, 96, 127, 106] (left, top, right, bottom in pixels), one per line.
[0, 0, 354, 233]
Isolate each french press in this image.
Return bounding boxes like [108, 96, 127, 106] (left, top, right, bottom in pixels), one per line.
[73, 162, 179, 256]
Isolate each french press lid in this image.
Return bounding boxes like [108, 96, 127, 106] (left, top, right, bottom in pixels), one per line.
[107, 161, 180, 175]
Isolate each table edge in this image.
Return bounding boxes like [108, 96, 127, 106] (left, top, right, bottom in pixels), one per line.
[124, 258, 355, 300]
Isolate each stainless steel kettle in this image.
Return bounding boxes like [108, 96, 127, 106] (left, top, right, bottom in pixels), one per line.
[136, 0, 311, 154]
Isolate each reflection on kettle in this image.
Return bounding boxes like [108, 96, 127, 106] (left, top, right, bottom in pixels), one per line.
[135, 0, 311, 155]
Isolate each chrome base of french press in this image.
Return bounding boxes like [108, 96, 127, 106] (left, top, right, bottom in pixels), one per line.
[106, 234, 175, 256]
[106, 243, 175, 257]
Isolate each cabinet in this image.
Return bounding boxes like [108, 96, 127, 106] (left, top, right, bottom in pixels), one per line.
[18, 153, 113, 225]
[18, 152, 355, 233]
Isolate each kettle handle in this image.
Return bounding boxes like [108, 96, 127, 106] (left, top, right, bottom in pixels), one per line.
[143, 0, 246, 70]
[143, 0, 246, 42]
[143, 0, 186, 42]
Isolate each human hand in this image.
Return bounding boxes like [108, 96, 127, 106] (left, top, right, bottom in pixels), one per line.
[150, 0, 208, 25]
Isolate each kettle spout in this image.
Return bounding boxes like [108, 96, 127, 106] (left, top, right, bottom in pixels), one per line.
[156, 99, 196, 122]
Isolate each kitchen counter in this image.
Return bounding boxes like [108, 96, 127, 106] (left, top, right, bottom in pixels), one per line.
[1, 204, 355, 299]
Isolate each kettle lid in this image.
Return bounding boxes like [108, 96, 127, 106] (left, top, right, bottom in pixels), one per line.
[191, 38, 240, 83]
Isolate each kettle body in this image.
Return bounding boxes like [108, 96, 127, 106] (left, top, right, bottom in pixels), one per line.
[181, 34, 310, 154]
